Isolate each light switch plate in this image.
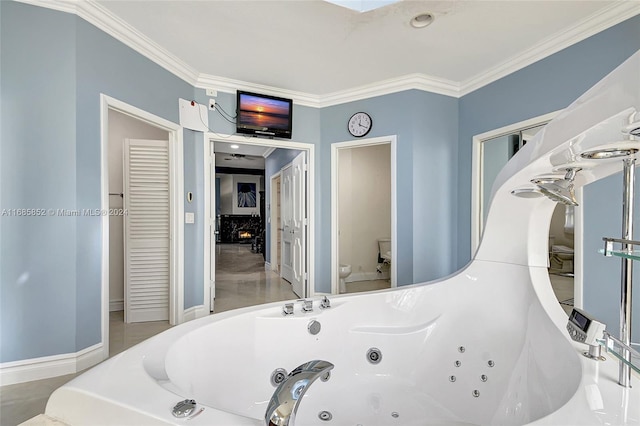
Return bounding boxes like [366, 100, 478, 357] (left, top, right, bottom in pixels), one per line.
[185, 212, 195, 224]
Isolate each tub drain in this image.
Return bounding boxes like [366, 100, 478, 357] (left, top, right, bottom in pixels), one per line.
[367, 348, 382, 364]
[270, 368, 288, 387]
[318, 411, 332, 421]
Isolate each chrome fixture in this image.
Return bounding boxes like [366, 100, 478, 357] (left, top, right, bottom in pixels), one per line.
[265, 360, 334, 426]
[282, 303, 294, 316]
[320, 296, 331, 309]
[172, 399, 197, 418]
[581, 148, 638, 159]
[301, 299, 313, 313]
[601, 238, 640, 381]
[619, 157, 635, 387]
[318, 411, 332, 421]
[532, 168, 580, 206]
[270, 368, 288, 387]
[307, 319, 321, 335]
[366, 347, 382, 364]
[622, 120, 640, 136]
[510, 187, 545, 198]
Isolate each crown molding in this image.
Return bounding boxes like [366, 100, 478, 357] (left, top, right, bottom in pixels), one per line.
[17, 0, 640, 105]
[196, 74, 322, 107]
[197, 72, 459, 107]
[317, 73, 460, 107]
[262, 147, 277, 158]
[459, 1, 640, 96]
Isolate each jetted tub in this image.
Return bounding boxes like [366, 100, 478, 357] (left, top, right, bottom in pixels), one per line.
[45, 52, 640, 425]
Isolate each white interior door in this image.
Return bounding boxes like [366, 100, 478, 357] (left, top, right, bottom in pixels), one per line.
[280, 165, 294, 284]
[291, 152, 307, 297]
[124, 138, 170, 323]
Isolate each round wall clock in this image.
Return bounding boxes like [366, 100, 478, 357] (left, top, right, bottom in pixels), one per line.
[348, 112, 372, 137]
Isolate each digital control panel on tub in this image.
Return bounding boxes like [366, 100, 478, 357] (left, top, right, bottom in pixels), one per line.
[567, 308, 605, 346]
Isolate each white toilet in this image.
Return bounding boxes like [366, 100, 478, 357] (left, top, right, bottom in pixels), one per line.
[378, 238, 392, 264]
[339, 264, 352, 293]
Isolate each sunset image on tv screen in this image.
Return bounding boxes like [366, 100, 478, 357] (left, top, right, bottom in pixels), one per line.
[238, 94, 290, 130]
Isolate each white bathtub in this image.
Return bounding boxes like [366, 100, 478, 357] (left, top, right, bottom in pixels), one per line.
[45, 262, 638, 425]
[45, 51, 640, 425]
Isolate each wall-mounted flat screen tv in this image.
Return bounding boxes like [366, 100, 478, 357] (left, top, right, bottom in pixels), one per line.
[236, 90, 293, 139]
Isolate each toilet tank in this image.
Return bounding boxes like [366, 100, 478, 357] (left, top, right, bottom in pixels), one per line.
[378, 238, 391, 259]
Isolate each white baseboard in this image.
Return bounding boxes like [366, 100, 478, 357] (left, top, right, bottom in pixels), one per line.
[0, 343, 107, 386]
[183, 304, 209, 322]
[265, 261, 278, 272]
[109, 299, 124, 312]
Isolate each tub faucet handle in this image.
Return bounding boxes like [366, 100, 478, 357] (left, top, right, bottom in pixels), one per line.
[302, 299, 313, 312]
[282, 303, 294, 316]
[320, 296, 331, 309]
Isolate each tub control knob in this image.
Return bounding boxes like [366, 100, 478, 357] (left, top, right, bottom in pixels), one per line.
[308, 320, 321, 335]
[283, 303, 294, 316]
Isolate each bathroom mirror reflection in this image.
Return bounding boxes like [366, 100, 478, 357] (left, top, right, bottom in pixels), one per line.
[548, 203, 575, 315]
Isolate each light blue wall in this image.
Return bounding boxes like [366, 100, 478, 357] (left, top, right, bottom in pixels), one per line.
[1, 3, 78, 361]
[1, 2, 195, 362]
[458, 15, 640, 341]
[264, 148, 303, 264]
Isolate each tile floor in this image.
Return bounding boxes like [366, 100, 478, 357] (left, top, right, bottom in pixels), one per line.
[1, 247, 573, 426]
[213, 243, 298, 313]
[344, 278, 391, 293]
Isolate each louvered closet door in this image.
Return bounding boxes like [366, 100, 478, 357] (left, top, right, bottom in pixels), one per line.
[124, 139, 170, 323]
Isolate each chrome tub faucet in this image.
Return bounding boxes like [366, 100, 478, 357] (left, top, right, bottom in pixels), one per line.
[265, 360, 334, 426]
[320, 295, 331, 309]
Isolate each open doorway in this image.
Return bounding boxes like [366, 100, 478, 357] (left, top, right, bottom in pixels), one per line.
[331, 136, 397, 295]
[100, 95, 184, 360]
[107, 109, 170, 321]
[204, 135, 315, 313]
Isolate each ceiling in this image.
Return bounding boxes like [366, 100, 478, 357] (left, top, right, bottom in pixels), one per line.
[214, 141, 269, 169]
[94, 0, 639, 98]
